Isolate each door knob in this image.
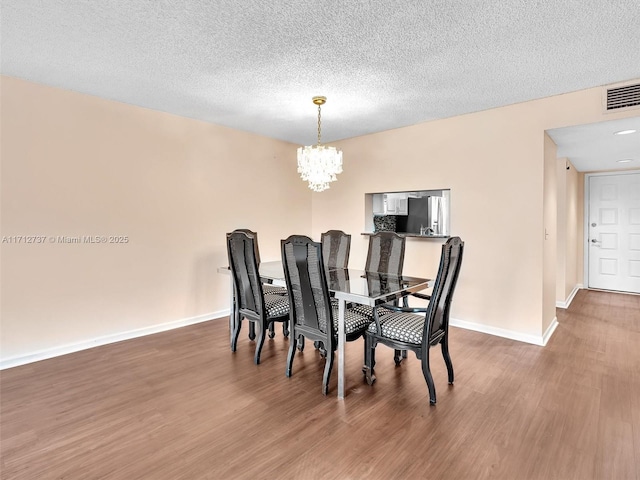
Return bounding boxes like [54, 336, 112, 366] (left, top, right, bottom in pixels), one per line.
[591, 239, 598, 243]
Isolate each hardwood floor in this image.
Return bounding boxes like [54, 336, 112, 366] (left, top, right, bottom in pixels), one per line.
[1, 289, 639, 479]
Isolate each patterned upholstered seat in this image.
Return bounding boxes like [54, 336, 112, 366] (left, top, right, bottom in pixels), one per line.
[263, 294, 290, 317]
[367, 311, 423, 344]
[363, 237, 464, 405]
[326, 306, 372, 340]
[350, 303, 390, 319]
[263, 284, 288, 296]
[314, 299, 372, 342]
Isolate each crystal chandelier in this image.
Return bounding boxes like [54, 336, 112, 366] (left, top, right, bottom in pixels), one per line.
[297, 96, 343, 192]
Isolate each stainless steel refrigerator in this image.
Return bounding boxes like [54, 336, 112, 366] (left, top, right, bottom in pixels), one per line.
[405, 196, 449, 235]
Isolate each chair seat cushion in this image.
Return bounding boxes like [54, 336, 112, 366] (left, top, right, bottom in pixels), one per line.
[333, 306, 372, 336]
[317, 305, 371, 338]
[367, 311, 424, 344]
[264, 294, 290, 318]
[329, 297, 356, 310]
[263, 285, 287, 296]
[349, 304, 391, 319]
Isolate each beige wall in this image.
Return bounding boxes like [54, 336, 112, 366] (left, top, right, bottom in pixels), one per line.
[2, 75, 639, 364]
[312, 81, 640, 342]
[314, 106, 547, 340]
[556, 157, 568, 302]
[0, 76, 311, 362]
[566, 163, 581, 295]
[556, 157, 581, 304]
[543, 133, 558, 332]
[577, 172, 586, 283]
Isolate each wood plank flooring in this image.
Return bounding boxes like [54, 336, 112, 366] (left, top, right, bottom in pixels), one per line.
[1, 289, 639, 479]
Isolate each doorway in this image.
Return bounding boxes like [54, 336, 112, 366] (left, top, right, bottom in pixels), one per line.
[586, 171, 640, 294]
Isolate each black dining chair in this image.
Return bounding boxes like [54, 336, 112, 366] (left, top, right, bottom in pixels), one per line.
[321, 230, 351, 270]
[365, 231, 406, 275]
[363, 237, 464, 405]
[232, 229, 288, 296]
[304, 230, 352, 353]
[281, 235, 371, 395]
[226, 231, 290, 364]
[231, 229, 289, 339]
[356, 231, 407, 364]
[352, 231, 407, 335]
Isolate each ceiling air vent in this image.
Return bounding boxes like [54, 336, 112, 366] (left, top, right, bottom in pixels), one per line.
[605, 82, 640, 111]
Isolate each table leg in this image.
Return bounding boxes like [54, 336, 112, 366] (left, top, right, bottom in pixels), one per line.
[337, 298, 346, 399]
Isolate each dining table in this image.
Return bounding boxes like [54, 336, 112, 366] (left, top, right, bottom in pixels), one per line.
[218, 261, 432, 399]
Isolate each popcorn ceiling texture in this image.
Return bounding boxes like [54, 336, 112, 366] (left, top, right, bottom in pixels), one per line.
[1, 0, 639, 145]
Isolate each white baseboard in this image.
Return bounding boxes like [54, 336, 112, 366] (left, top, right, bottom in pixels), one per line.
[3, 308, 562, 369]
[450, 316, 559, 347]
[556, 284, 583, 309]
[0, 309, 231, 370]
[541, 317, 559, 346]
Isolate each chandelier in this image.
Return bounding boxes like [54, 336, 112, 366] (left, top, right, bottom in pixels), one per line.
[297, 96, 343, 192]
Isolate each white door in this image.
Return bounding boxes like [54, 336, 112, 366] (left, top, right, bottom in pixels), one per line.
[588, 172, 640, 293]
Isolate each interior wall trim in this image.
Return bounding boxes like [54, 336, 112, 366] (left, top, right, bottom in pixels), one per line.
[450, 316, 558, 347]
[541, 317, 559, 346]
[556, 284, 583, 309]
[0, 309, 230, 370]
[3, 309, 561, 368]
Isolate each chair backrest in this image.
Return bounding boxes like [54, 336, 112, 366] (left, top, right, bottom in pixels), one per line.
[365, 232, 406, 275]
[232, 229, 261, 265]
[424, 237, 464, 345]
[321, 230, 351, 269]
[281, 235, 335, 350]
[226, 231, 265, 317]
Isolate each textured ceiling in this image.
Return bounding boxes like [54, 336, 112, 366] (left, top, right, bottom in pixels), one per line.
[2, 0, 640, 169]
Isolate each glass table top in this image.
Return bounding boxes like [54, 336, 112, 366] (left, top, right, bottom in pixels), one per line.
[257, 261, 431, 306]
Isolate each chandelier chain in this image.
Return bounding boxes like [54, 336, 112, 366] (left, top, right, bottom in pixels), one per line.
[317, 104, 322, 145]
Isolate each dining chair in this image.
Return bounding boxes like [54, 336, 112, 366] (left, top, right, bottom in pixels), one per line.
[281, 235, 371, 395]
[352, 231, 407, 335]
[226, 230, 290, 364]
[365, 231, 406, 275]
[231, 228, 288, 339]
[232, 229, 288, 296]
[363, 237, 464, 405]
[321, 230, 351, 269]
[307, 230, 352, 353]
